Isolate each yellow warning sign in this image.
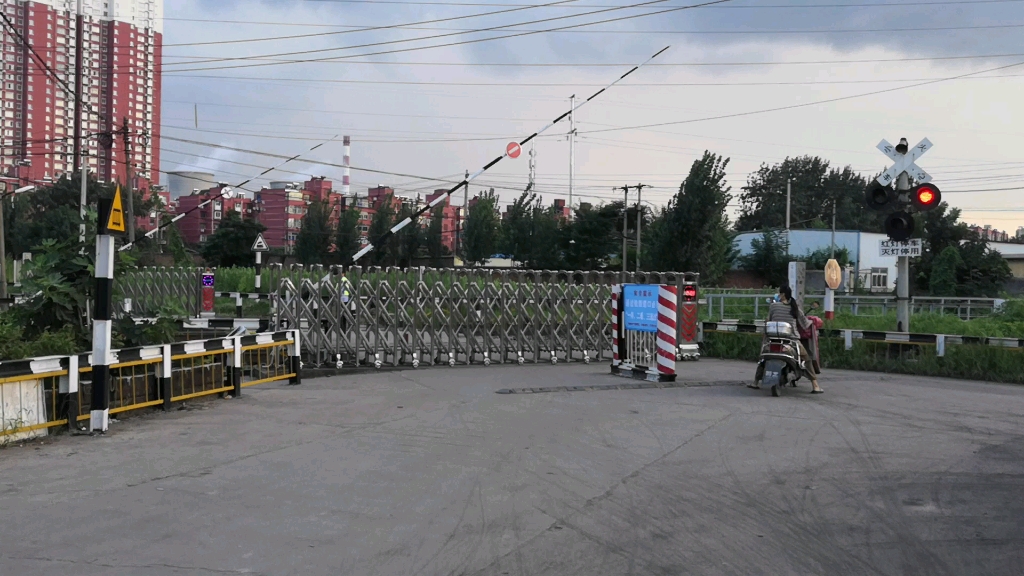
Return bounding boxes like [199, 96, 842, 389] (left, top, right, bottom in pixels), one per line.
[106, 185, 126, 234]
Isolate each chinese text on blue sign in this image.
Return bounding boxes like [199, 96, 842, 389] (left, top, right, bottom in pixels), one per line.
[623, 285, 659, 333]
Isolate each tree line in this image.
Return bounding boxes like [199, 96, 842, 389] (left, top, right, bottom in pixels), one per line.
[196, 150, 1012, 297]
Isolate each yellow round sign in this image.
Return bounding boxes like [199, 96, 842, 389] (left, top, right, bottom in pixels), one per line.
[824, 258, 842, 290]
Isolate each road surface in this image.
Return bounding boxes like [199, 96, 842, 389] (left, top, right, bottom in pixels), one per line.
[1, 360, 1022, 575]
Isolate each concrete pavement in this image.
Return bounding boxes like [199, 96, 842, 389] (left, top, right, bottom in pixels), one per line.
[1, 360, 1022, 575]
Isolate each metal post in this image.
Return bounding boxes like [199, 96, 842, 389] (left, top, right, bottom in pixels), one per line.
[462, 169, 469, 261]
[569, 94, 575, 220]
[896, 172, 910, 332]
[0, 189, 6, 306]
[621, 186, 628, 276]
[830, 196, 837, 258]
[73, 0, 84, 173]
[90, 198, 116, 433]
[121, 118, 135, 243]
[255, 251, 262, 293]
[80, 154, 88, 248]
[786, 178, 792, 230]
[635, 184, 642, 272]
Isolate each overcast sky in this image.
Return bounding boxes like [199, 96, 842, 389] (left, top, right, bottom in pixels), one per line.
[160, 0, 1024, 231]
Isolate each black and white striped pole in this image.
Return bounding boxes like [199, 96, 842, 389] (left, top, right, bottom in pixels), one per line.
[252, 232, 268, 294]
[91, 185, 127, 433]
[349, 46, 670, 264]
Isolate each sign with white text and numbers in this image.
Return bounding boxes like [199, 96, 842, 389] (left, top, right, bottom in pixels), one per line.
[879, 238, 922, 258]
[623, 285, 659, 333]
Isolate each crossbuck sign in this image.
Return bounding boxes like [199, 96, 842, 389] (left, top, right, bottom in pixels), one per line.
[876, 138, 932, 186]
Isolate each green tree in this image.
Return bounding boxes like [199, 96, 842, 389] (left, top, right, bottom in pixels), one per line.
[912, 201, 971, 292]
[644, 151, 735, 283]
[738, 231, 789, 287]
[736, 156, 882, 233]
[164, 221, 193, 265]
[563, 202, 619, 270]
[367, 194, 396, 265]
[4, 174, 115, 257]
[929, 245, 962, 297]
[334, 206, 362, 265]
[424, 205, 449, 266]
[295, 200, 332, 265]
[394, 204, 423, 268]
[801, 246, 851, 270]
[525, 203, 563, 270]
[463, 190, 500, 265]
[957, 236, 1012, 297]
[199, 211, 266, 268]
[500, 191, 536, 265]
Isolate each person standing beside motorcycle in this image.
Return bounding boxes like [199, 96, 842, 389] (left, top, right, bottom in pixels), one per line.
[767, 286, 823, 394]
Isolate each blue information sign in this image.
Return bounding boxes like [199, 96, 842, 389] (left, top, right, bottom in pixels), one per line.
[622, 284, 659, 333]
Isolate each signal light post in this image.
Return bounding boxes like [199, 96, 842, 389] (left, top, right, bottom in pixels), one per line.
[865, 137, 940, 332]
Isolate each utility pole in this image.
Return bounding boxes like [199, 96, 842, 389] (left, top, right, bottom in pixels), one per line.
[896, 172, 910, 332]
[0, 186, 7, 306]
[461, 169, 469, 261]
[786, 178, 792, 230]
[528, 141, 536, 192]
[74, 0, 86, 246]
[568, 94, 576, 220]
[635, 183, 650, 272]
[830, 195, 837, 258]
[121, 118, 135, 243]
[621, 185, 629, 276]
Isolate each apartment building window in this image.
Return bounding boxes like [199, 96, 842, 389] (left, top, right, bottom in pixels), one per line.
[214, 211, 221, 219]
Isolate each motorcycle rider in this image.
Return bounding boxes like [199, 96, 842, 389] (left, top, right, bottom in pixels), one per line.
[764, 286, 823, 394]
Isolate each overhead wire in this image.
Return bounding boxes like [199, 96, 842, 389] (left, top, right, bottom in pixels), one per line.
[160, 0, 1024, 8]
[163, 0, 732, 73]
[163, 0, 586, 47]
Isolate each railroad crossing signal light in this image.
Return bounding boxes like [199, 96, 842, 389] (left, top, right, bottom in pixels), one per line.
[884, 211, 915, 242]
[865, 182, 894, 211]
[911, 183, 941, 211]
[682, 285, 697, 302]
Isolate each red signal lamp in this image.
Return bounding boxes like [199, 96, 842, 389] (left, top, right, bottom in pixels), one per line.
[682, 285, 697, 301]
[911, 183, 941, 211]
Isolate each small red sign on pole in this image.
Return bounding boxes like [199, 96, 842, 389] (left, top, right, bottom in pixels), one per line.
[202, 268, 215, 314]
[506, 142, 521, 159]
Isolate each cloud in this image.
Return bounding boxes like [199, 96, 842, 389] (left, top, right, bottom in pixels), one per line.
[161, 0, 1024, 230]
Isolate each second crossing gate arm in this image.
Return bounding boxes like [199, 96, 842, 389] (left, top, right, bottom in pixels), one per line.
[350, 45, 672, 264]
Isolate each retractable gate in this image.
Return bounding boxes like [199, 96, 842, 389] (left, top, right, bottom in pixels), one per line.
[611, 283, 677, 382]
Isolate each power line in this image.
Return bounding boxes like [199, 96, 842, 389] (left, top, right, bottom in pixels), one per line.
[163, 0, 585, 47]
[159, 72, 1024, 88]
[160, 0, 1024, 8]
[153, 51, 1024, 70]
[163, 0, 731, 73]
[579, 58, 1024, 135]
[164, 22, 1024, 52]
[163, 0, 687, 67]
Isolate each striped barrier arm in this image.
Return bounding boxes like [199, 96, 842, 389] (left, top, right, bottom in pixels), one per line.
[701, 322, 1024, 357]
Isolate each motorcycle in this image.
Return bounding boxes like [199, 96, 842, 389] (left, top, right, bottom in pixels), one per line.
[753, 321, 808, 397]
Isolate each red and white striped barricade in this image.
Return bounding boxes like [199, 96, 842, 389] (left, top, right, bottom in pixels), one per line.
[611, 284, 677, 382]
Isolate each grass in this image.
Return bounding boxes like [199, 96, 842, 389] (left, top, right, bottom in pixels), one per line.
[701, 331, 1024, 384]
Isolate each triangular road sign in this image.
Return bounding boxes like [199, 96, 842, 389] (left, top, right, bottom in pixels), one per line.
[251, 233, 270, 252]
[105, 185, 126, 234]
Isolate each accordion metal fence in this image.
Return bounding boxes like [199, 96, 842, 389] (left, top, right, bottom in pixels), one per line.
[274, 266, 699, 368]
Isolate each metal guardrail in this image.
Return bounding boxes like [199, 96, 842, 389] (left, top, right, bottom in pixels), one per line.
[700, 321, 1023, 357]
[0, 330, 299, 442]
[702, 293, 1002, 321]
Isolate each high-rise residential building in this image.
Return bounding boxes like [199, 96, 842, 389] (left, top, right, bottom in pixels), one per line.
[0, 0, 161, 188]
